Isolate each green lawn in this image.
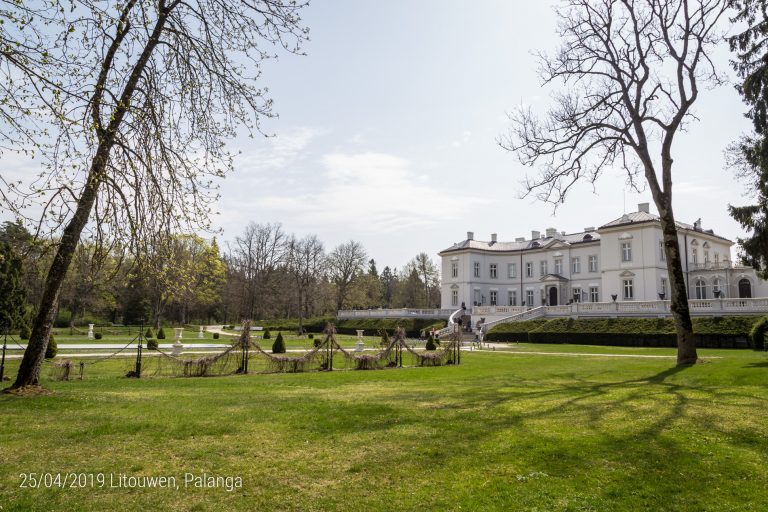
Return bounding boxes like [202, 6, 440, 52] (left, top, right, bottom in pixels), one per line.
[1, 347, 767, 511]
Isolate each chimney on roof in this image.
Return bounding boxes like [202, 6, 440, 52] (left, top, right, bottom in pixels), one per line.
[638, 202, 650, 213]
[694, 219, 702, 231]
[545, 228, 557, 238]
[491, 233, 497, 243]
[584, 226, 595, 232]
[531, 230, 540, 240]
[467, 231, 474, 240]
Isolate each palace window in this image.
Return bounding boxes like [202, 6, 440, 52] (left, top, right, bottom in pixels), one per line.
[659, 240, 666, 261]
[489, 290, 497, 306]
[695, 279, 707, 299]
[621, 242, 632, 262]
[451, 290, 458, 306]
[489, 264, 497, 279]
[451, 261, 458, 278]
[588, 255, 598, 272]
[692, 248, 698, 265]
[714, 253, 720, 265]
[507, 263, 517, 278]
[589, 286, 599, 302]
[623, 279, 634, 300]
[473, 261, 480, 278]
[526, 290, 534, 306]
[572, 257, 581, 274]
[704, 251, 710, 264]
[525, 262, 533, 278]
[713, 278, 722, 296]
[508, 290, 517, 306]
[660, 277, 667, 298]
[572, 287, 582, 303]
[540, 260, 547, 277]
[554, 258, 563, 274]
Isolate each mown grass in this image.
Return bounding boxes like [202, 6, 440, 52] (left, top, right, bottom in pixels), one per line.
[1, 347, 767, 511]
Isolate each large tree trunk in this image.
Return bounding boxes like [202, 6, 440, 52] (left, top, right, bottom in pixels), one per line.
[8, 164, 104, 388]
[658, 201, 698, 365]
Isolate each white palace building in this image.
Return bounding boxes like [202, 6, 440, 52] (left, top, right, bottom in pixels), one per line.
[438, 203, 768, 326]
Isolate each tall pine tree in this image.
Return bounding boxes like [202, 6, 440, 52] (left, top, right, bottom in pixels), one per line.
[0, 242, 26, 333]
[729, 0, 768, 278]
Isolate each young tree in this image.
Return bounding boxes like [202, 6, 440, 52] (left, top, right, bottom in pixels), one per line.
[405, 253, 440, 307]
[5, 1, 309, 389]
[286, 234, 325, 333]
[380, 266, 397, 308]
[327, 240, 367, 311]
[501, 0, 727, 365]
[727, 0, 768, 278]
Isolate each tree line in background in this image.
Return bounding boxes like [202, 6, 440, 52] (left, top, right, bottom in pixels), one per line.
[0, 220, 441, 332]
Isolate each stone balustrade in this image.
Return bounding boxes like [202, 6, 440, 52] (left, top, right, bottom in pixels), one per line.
[336, 308, 456, 319]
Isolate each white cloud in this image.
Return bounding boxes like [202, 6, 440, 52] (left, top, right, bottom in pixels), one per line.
[234, 126, 323, 172]
[254, 151, 482, 234]
[451, 130, 472, 148]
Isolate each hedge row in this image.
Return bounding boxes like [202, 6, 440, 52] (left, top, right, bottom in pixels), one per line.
[251, 317, 446, 338]
[485, 316, 766, 349]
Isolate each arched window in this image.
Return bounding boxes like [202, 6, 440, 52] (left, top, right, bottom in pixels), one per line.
[695, 279, 707, 299]
[712, 278, 722, 297]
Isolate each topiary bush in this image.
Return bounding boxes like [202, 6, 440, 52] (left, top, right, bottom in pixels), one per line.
[19, 325, 30, 339]
[308, 333, 314, 340]
[272, 332, 286, 354]
[314, 337, 322, 348]
[94, 332, 103, 340]
[425, 335, 437, 351]
[146, 338, 158, 350]
[157, 327, 166, 340]
[45, 335, 57, 359]
[145, 327, 154, 339]
[263, 329, 271, 340]
[212, 332, 220, 339]
[749, 316, 768, 351]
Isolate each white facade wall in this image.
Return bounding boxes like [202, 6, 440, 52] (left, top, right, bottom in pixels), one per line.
[439, 208, 768, 311]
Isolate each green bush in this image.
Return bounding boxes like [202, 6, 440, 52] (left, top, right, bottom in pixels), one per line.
[94, 332, 103, 340]
[425, 335, 437, 351]
[145, 327, 154, 339]
[19, 325, 30, 340]
[308, 333, 314, 339]
[146, 338, 158, 350]
[263, 329, 271, 340]
[271, 332, 286, 354]
[749, 316, 768, 350]
[45, 335, 57, 359]
[157, 327, 166, 340]
[314, 337, 322, 348]
[212, 332, 220, 340]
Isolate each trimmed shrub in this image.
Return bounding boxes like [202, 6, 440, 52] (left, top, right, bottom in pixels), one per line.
[157, 327, 166, 340]
[145, 327, 154, 339]
[45, 335, 57, 359]
[94, 332, 103, 340]
[308, 333, 314, 339]
[263, 329, 271, 340]
[146, 338, 158, 350]
[212, 332, 220, 340]
[749, 316, 768, 350]
[314, 337, 322, 348]
[272, 332, 286, 354]
[425, 335, 437, 351]
[19, 325, 30, 340]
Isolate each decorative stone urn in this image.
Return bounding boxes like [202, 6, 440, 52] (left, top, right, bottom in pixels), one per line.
[198, 326, 204, 339]
[87, 324, 95, 340]
[172, 328, 184, 356]
[355, 329, 365, 352]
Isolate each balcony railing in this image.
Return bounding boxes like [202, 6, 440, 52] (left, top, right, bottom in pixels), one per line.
[336, 308, 457, 319]
[474, 297, 768, 331]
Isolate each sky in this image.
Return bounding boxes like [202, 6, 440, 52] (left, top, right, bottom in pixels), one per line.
[1, 0, 755, 271]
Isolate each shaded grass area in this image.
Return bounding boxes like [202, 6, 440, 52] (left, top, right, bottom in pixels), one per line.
[1, 347, 767, 511]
